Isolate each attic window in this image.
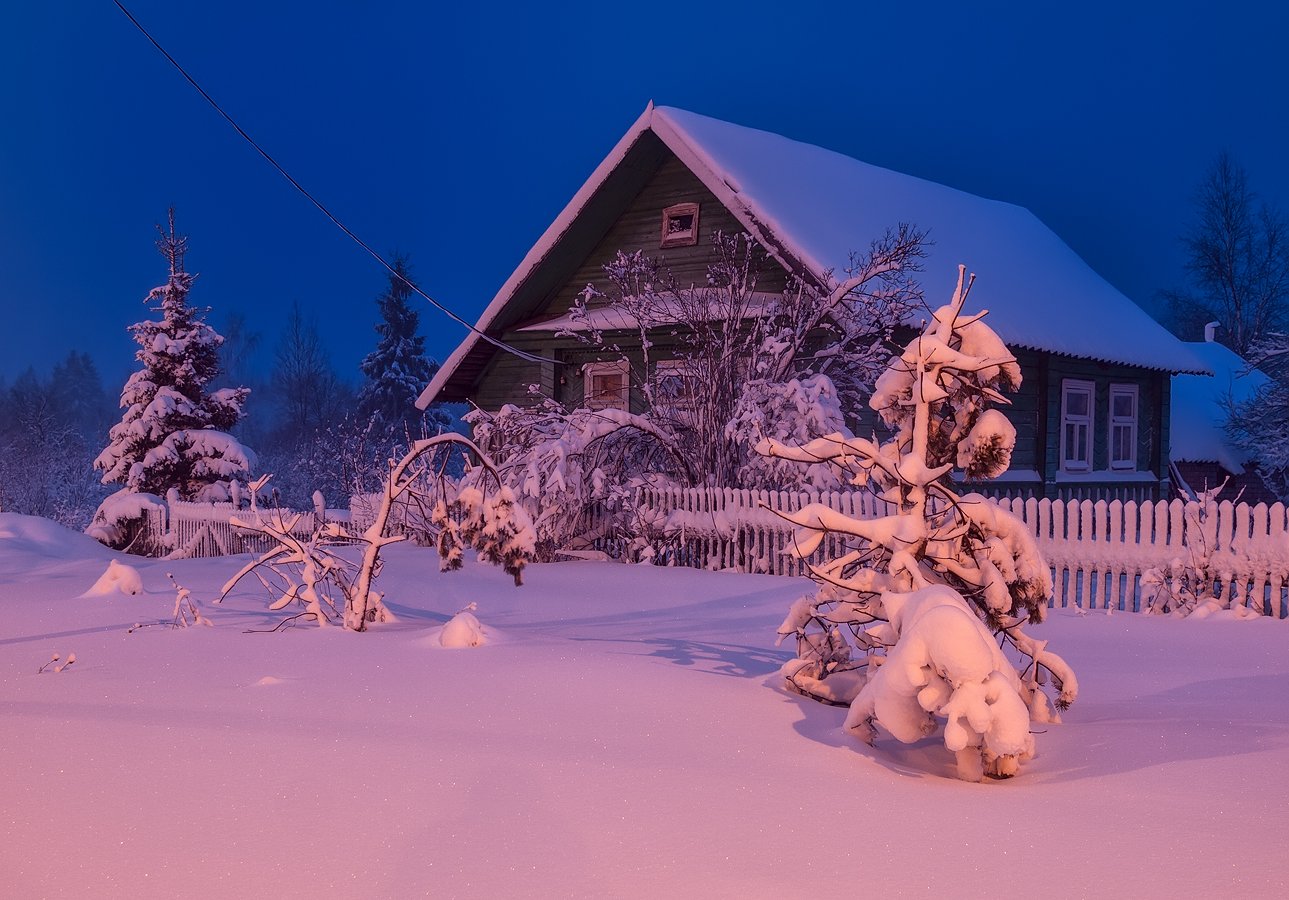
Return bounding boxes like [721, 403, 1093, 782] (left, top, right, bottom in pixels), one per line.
[660, 202, 700, 248]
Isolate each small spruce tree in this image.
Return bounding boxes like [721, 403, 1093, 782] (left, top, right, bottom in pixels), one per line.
[94, 210, 254, 511]
[356, 255, 450, 442]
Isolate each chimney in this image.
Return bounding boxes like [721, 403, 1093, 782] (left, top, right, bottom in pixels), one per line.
[1204, 321, 1221, 343]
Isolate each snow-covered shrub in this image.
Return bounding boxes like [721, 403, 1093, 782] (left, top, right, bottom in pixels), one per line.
[219, 510, 352, 628]
[78, 558, 145, 598]
[92, 211, 254, 549]
[1141, 480, 1262, 619]
[726, 375, 849, 492]
[471, 228, 923, 557]
[466, 397, 692, 559]
[761, 266, 1078, 781]
[84, 490, 167, 554]
[220, 434, 533, 632]
[439, 603, 486, 648]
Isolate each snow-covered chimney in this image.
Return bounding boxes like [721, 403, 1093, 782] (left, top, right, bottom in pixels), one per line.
[1204, 321, 1221, 343]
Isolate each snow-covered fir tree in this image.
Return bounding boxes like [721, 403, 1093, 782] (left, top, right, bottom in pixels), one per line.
[762, 266, 1077, 781]
[356, 255, 450, 441]
[92, 211, 254, 534]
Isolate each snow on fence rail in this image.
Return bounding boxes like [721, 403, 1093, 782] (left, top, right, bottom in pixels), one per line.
[627, 486, 1289, 618]
[157, 500, 352, 559]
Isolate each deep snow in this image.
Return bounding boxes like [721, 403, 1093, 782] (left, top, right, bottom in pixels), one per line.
[1, 512, 1286, 898]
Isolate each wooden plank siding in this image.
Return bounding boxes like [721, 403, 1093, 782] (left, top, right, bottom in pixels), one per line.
[530, 156, 789, 325]
[459, 143, 1172, 502]
[1038, 355, 1169, 500]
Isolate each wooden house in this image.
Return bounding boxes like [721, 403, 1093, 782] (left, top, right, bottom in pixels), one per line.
[417, 104, 1210, 501]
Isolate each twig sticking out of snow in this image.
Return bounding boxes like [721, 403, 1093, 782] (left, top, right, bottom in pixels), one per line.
[37, 652, 76, 674]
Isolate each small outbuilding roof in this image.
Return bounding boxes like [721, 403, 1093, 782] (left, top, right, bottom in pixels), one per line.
[1170, 339, 1268, 473]
[419, 105, 1209, 407]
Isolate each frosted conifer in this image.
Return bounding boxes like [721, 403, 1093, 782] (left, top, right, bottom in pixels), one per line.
[94, 210, 253, 507]
[356, 256, 449, 440]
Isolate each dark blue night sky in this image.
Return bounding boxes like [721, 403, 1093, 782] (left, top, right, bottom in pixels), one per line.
[2, 1, 1286, 388]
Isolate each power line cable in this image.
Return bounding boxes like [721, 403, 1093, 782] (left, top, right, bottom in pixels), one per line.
[111, 0, 552, 367]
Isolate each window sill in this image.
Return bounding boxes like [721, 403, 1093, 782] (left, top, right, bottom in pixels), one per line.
[1054, 469, 1157, 483]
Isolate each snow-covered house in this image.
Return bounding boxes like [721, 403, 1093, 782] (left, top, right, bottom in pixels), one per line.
[1170, 327, 1275, 503]
[417, 104, 1209, 501]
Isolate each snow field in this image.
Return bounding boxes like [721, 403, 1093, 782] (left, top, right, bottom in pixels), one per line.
[1, 514, 1286, 898]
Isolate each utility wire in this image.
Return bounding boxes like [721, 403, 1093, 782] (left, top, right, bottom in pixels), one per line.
[111, 0, 551, 366]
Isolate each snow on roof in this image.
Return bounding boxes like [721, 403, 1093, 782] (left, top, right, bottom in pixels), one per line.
[418, 104, 1209, 408]
[1170, 340, 1268, 472]
[652, 107, 1209, 375]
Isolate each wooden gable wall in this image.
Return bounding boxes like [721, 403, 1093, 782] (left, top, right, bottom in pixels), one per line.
[473, 152, 792, 410]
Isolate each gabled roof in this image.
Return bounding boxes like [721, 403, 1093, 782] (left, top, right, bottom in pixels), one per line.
[1170, 340, 1268, 472]
[419, 104, 1209, 407]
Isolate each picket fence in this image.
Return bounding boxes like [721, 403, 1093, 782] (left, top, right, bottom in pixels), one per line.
[148, 486, 1289, 617]
[628, 486, 1289, 618]
[157, 500, 352, 559]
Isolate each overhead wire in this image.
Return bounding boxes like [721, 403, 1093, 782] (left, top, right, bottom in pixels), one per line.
[110, 0, 552, 366]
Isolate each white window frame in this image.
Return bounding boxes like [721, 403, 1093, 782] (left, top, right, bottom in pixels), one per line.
[1060, 379, 1095, 473]
[583, 360, 630, 412]
[653, 358, 699, 419]
[1108, 383, 1139, 470]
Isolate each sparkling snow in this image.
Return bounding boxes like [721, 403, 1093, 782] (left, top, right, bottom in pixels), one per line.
[1, 512, 1286, 897]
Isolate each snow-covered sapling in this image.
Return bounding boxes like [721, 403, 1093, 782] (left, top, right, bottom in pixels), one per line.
[219, 434, 534, 632]
[1141, 479, 1260, 619]
[168, 573, 211, 627]
[218, 510, 350, 629]
[760, 266, 1078, 781]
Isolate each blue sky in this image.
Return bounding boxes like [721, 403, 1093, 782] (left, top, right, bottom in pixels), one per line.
[2, 1, 1286, 388]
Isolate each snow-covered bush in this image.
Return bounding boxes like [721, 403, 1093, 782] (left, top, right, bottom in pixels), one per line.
[78, 558, 145, 598]
[439, 603, 486, 648]
[1141, 480, 1262, 619]
[466, 397, 691, 559]
[761, 266, 1078, 781]
[471, 228, 923, 557]
[84, 490, 167, 555]
[92, 211, 254, 549]
[220, 434, 533, 631]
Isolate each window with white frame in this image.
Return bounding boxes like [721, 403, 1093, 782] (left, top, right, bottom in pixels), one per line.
[1108, 383, 1138, 470]
[653, 358, 699, 420]
[1060, 379, 1094, 472]
[583, 360, 629, 411]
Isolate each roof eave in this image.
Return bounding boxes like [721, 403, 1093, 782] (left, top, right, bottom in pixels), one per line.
[416, 103, 660, 410]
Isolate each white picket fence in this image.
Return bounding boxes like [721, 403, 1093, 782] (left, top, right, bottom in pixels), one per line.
[629, 486, 1289, 617]
[148, 486, 1289, 617]
[158, 500, 352, 559]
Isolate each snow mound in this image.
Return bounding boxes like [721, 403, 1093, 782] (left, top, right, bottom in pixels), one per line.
[439, 607, 487, 649]
[0, 513, 116, 563]
[252, 676, 288, 687]
[79, 560, 145, 598]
